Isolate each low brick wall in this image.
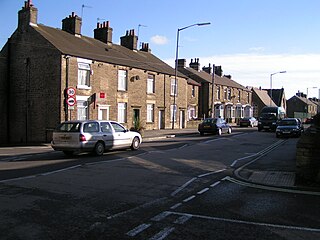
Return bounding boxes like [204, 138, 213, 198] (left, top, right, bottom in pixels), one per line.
[296, 125, 320, 185]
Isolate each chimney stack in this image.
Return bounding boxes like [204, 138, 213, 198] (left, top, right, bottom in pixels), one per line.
[215, 66, 223, 77]
[120, 29, 138, 50]
[202, 64, 212, 74]
[140, 42, 151, 52]
[18, 0, 38, 31]
[62, 12, 82, 36]
[189, 58, 200, 71]
[94, 21, 113, 44]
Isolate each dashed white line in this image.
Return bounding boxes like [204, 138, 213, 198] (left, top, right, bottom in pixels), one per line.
[197, 168, 226, 178]
[183, 195, 196, 203]
[210, 181, 221, 188]
[126, 223, 152, 237]
[170, 203, 182, 210]
[151, 211, 172, 222]
[148, 227, 175, 240]
[197, 188, 209, 195]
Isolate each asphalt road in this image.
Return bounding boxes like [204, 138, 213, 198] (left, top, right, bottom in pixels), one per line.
[0, 128, 319, 240]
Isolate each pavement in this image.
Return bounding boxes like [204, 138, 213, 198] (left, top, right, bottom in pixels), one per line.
[1, 127, 319, 192]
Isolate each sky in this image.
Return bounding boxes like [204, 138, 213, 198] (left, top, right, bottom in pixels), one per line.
[1, 0, 320, 99]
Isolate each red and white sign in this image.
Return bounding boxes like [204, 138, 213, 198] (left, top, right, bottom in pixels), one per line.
[100, 92, 105, 98]
[66, 87, 76, 97]
[66, 96, 76, 106]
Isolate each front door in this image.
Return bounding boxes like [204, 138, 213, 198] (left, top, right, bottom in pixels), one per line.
[133, 109, 140, 129]
[159, 110, 165, 129]
[179, 110, 185, 129]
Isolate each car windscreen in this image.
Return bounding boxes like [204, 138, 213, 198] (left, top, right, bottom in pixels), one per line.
[278, 120, 297, 126]
[55, 122, 81, 132]
[260, 113, 276, 120]
[203, 119, 217, 124]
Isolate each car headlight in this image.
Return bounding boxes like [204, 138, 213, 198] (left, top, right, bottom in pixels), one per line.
[258, 121, 262, 124]
[272, 122, 277, 125]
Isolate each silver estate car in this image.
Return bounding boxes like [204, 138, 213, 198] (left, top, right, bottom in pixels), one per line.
[51, 120, 142, 156]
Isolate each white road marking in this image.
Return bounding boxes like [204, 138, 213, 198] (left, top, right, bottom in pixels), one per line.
[174, 214, 192, 224]
[151, 211, 172, 222]
[170, 203, 182, 210]
[126, 223, 151, 237]
[148, 227, 175, 240]
[197, 188, 209, 195]
[171, 177, 197, 196]
[210, 181, 221, 188]
[169, 211, 320, 232]
[197, 168, 226, 178]
[183, 195, 196, 203]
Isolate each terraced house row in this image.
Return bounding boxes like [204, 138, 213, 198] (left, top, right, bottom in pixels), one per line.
[0, 1, 252, 144]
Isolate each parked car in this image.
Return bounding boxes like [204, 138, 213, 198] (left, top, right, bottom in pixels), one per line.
[258, 106, 286, 131]
[239, 117, 258, 127]
[304, 118, 313, 124]
[198, 117, 232, 136]
[51, 120, 142, 156]
[275, 118, 304, 138]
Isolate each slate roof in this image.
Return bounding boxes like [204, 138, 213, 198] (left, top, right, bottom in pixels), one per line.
[32, 24, 186, 78]
[264, 88, 285, 106]
[178, 67, 249, 91]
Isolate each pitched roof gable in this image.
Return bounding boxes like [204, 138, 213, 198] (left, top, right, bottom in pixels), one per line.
[253, 88, 277, 106]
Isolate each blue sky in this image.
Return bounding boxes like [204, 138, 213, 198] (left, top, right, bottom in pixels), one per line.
[1, 0, 320, 98]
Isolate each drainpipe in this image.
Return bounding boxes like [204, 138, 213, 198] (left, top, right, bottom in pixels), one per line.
[64, 55, 70, 121]
[6, 38, 11, 143]
[25, 57, 30, 143]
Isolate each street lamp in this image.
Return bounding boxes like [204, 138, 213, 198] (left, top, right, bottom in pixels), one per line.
[306, 87, 317, 98]
[270, 71, 286, 106]
[172, 22, 211, 129]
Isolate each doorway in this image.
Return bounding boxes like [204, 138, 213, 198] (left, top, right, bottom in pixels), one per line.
[159, 110, 165, 129]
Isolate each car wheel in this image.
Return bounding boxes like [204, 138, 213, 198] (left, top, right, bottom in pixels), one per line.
[218, 128, 222, 136]
[94, 142, 105, 156]
[63, 151, 73, 156]
[131, 137, 140, 150]
[227, 127, 232, 134]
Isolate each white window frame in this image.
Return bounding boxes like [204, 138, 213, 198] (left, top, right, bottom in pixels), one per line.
[98, 105, 110, 120]
[147, 74, 155, 94]
[191, 85, 195, 97]
[117, 102, 127, 123]
[188, 106, 196, 120]
[171, 78, 177, 96]
[76, 96, 89, 120]
[170, 104, 177, 122]
[77, 63, 91, 89]
[147, 104, 154, 122]
[118, 70, 127, 91]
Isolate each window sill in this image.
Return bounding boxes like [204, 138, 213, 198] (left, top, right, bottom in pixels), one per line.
[77, 85, 92, 90]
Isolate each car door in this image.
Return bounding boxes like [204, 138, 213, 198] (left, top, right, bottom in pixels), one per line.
[100, 122, 114, 149]
[110, 122, 131, 148]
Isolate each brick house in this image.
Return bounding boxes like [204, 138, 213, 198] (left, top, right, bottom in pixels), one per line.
[0, 1, 195, 144]
[178, 58, 252, 123]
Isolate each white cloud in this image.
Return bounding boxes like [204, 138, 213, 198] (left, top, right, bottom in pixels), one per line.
[150, 35, 169, 45]
[165, 53, 320, 99]
[249, 47, 265, 52]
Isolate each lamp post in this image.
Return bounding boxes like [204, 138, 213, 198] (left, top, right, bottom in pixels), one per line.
[172, 22, 211, 129]
[270, 71, 286, 106]
[306, 87, 317, 98]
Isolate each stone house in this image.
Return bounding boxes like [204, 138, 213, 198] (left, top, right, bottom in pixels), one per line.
[177, 58, 252, 123]
[0, 1, 196, 144]
[265, 88, 287, 112]
[287, 92, 318, 120]
[251, 87, 277, 118]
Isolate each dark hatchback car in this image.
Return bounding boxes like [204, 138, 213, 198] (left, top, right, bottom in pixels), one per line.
[276, 118, 304, 138]
[198, 117, 232, 136]
[239, 117, 258, 127]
